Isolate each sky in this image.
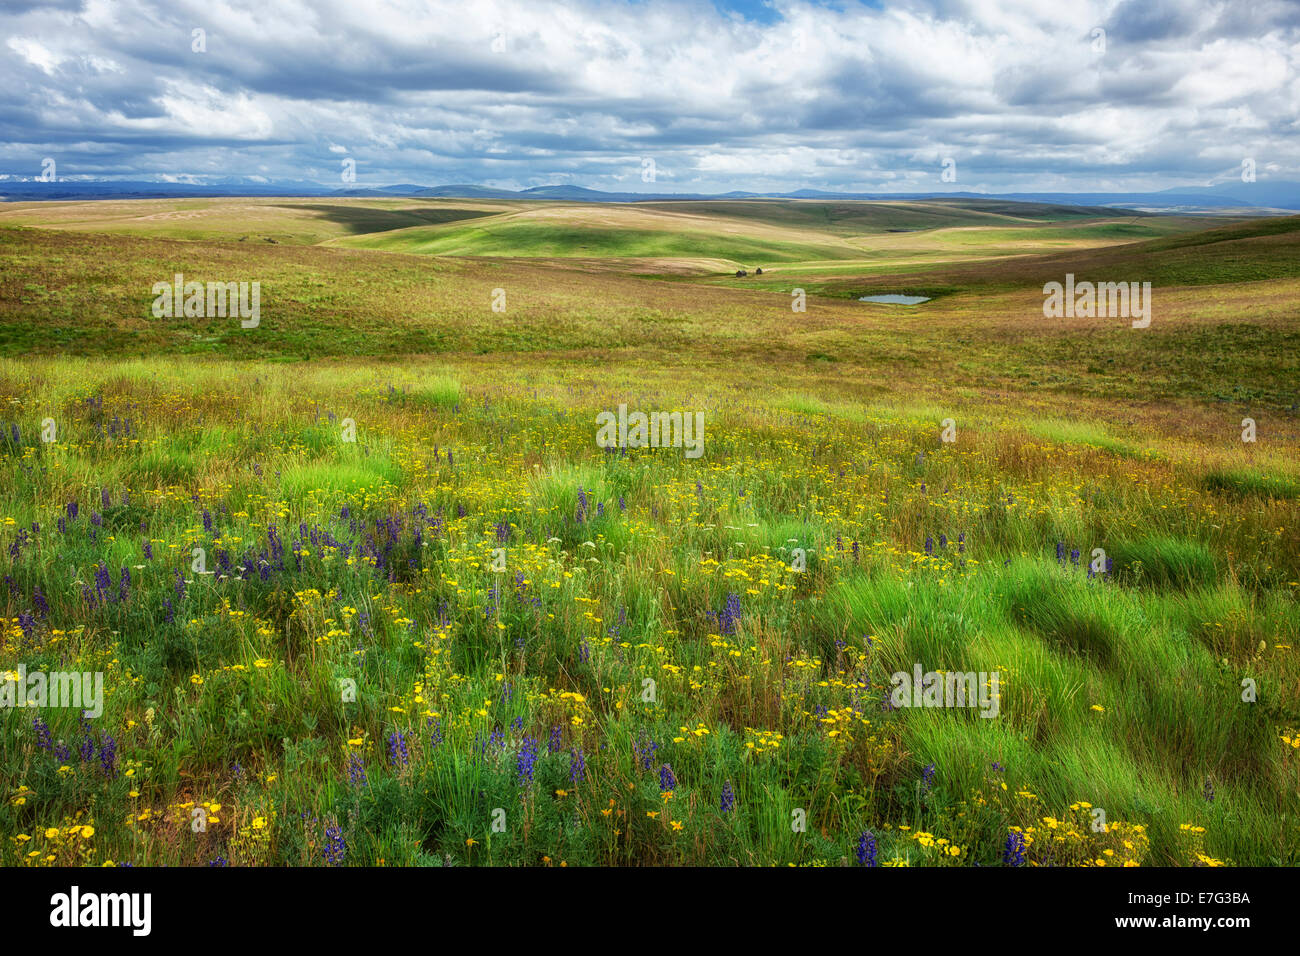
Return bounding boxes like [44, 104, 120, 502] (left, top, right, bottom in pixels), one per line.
[2, 0, 1297, 194]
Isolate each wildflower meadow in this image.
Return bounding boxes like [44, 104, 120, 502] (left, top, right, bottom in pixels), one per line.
[1, 349, 1295, 869]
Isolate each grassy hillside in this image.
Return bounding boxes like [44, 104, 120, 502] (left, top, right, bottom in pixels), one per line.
[0, 197, 511, 245]
[338, 219, 861, 261]
[815, 215, 1300, 296]
[333, 199, 1199, 264]
[2, 215, 1295, 411]
[0, 198, 1296, 868]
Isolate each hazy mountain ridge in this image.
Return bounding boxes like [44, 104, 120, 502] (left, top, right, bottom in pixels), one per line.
[3, 179, 1298, 210]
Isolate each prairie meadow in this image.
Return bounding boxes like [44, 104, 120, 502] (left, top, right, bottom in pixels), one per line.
[1, 197, 1297, 867]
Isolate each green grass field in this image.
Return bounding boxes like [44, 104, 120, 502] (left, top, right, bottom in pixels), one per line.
[0, 197, 1296, 867]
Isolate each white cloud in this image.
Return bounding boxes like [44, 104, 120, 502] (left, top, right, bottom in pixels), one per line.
[0, 0, 1295, 190]
[7, 37, 62, 75]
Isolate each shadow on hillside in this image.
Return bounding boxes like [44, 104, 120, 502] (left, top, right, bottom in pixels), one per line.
[271, 203, 496, 236]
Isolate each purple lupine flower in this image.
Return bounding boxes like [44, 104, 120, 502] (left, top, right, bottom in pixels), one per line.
[99, 734, 118, 777]
[720, 780, 735, 813]
[387, 730, 409, 768]
[94, 563, 112, 603]
[33, 716, 52, 751]
[856, 830, 877, 867]
[33, 582, 50, 621]
[607, 606, 628, 639]
[719, 593, 742, 636]
[548, 724, 563, 754]
[569, 746, 585, 783]
[516, 736, 540, 786]
[633, 732, 658, 772]
[347, 754, 368, 786]
[323, 825, 346, 866]
[1004, 831, 1026, 866]
[659, 763, 676, 791]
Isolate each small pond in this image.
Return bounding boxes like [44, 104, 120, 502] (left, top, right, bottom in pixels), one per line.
[857, 294, 931, 305]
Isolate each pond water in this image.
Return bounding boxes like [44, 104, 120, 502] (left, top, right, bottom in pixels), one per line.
[857, 294, 931, 305]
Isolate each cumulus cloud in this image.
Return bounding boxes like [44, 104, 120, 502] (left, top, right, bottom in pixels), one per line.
[0, 0, 1295, 191]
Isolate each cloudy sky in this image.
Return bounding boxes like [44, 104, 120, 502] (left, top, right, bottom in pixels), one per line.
[2, 0, 1297, 193]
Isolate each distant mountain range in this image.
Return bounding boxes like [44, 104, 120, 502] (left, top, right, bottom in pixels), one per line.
[3, 178, 1299, 210]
